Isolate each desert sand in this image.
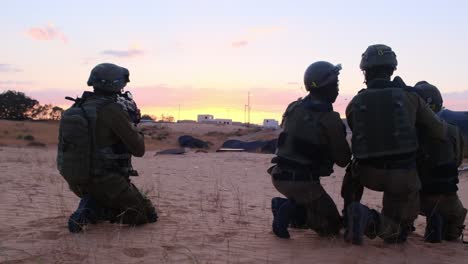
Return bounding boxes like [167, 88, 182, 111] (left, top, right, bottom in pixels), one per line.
[0, 121, 467, 263]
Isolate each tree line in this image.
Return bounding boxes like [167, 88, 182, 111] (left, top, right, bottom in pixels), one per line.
[0, 90, 64, 120]
[0, 90, 175, 122]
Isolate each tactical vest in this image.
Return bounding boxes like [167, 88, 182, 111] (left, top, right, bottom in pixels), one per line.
[276, 97, 334, 176]
[350, 88, 419, 159]
[417, 122, 461, 194]
[57, 92, 131, 188]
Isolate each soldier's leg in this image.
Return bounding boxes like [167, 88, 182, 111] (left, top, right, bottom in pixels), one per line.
[425, 194, 468, 241]
[341, 164, 364, 224]
[307, 190, 342, 237]
[380, 190, 420, 243]
[420, 194, 444, 242]
[112, 182, 158, 225]
[89, 173, 157, 226]
[354, 165, 420, 244]
[345, 202, 380, 245]
[271, 173, 326, 238]
[68, 195, 100, 233]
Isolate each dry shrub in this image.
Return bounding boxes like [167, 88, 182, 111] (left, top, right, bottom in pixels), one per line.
[23, 134, 35, 141]
[28, 141, 46, 147]
[151, 131, 170, 141]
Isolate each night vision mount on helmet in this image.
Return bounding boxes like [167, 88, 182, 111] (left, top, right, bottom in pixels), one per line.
[360, 44, 398, 71]
[87, 63, 130, 93]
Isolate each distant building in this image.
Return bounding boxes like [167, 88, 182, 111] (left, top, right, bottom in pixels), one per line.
[263, 119, 279, 129]
[197, 114, 232, 125]
[197, 114, 214, 123]
[213, 118, 232, 125]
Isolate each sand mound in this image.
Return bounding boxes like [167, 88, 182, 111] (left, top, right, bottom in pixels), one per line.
[1, 147, 467, 263]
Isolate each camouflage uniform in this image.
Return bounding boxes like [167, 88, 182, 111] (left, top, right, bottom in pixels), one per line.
[419, 123, 467, 241]
[345, 78, 445, 242]
[58, 64, 156, 231]
[270, 94, 351, 236]
[86, 96, 156, 225]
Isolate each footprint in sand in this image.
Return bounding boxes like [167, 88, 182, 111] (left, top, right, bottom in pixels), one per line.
[123, 248, 148, 258]
[38, 230, 61, 240]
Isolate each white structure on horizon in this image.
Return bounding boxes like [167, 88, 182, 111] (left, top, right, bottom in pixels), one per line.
[213, 118, 232, 125]
[263, 119, 279, 129]
[197, 114, 214, 123]
[197, 114, 232, 125]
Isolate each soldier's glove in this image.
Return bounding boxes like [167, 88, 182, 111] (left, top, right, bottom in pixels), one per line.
[117, 91, 141, 125]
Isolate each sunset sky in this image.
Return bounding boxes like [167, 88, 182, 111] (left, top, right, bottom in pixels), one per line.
[1, 0, 467, 124]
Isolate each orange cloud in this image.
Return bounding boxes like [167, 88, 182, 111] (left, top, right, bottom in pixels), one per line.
[26, 24, 68, 43]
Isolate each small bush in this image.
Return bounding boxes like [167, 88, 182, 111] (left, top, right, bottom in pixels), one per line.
[27, 141, 46, 147]
[16, 135, 23, 139]
[23, 135, 35, 141]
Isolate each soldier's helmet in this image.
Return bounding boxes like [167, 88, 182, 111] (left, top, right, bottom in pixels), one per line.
[304, 61, 342, 92]
[360, 44, 398, 71]
[414, 81, 443, 113]
[87, 63, 130, 93]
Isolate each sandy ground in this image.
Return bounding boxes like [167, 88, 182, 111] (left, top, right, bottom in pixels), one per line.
[1, 146, 467, 264]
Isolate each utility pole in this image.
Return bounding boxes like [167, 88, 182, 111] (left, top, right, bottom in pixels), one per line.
[244, 104, 246, 124]
[247, 91, 251, 126]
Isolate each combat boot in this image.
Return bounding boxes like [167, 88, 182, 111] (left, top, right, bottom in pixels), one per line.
[345, 202, 379, 245]
[444, 208, 467, 241]
[424, 213, 444, 243]
[68, 196, 100, 233]
[271, 197, 287, 217]
[145, 202, 159, 223]
[271, 198, 296, 239]
[271, 197, 307, 229]
[290, 204, 308, 229]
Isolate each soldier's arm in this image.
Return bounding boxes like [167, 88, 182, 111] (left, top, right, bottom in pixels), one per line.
[100, 103, 145, 157]
[411, 94, 445, 141]
[321, 112, 351, 167]
[345, 100, 354, 131]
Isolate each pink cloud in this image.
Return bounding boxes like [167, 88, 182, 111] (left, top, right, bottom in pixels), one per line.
[232, 40, 248, 48]
[26, 24, 68, 43]
[101, 48, 144, 58]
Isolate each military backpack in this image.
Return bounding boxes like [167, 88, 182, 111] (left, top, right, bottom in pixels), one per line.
[56, 92, 116, 189]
